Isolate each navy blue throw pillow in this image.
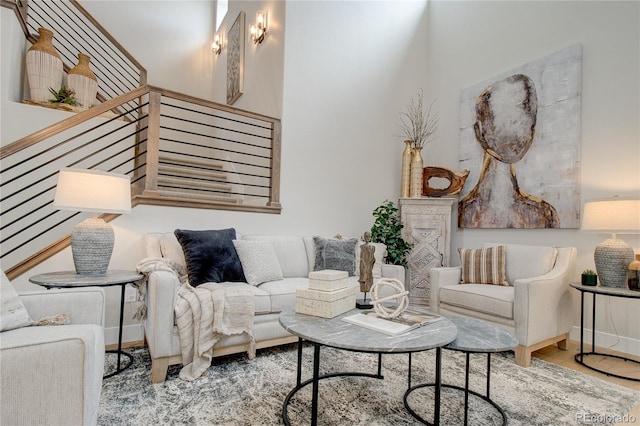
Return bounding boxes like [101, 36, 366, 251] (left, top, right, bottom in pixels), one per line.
[174, 228, 246, 287]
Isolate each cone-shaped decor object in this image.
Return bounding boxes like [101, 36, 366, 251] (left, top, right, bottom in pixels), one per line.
[67, 53, 98, 110]
[409, 146, 424, 197]
[401, 140, 413, 198]
[26, 28, 64, 102]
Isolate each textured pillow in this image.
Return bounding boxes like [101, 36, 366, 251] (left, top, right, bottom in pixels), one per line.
[1, 274, 33, 332]
[313, 237, 358, 276]
[175, 228, 246, 287]
[233, 240, 283, 286]
[459, 246, 508, 286]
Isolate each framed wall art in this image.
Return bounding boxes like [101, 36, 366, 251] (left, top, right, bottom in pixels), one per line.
[458, 43, 582, 229]
[227, 11, 245, 105]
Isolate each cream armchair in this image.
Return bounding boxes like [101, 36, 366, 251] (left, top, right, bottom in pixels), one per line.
[1, 273, 106, 426]
[430, 243, 577, 367]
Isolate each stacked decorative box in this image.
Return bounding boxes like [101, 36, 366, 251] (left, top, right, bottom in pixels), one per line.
[295, 270, 356, 318]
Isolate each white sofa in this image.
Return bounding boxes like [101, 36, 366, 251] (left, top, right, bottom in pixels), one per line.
[143, 232, 406, 383]
[1, 274, 106, 426]
[430, 243, 577, 367]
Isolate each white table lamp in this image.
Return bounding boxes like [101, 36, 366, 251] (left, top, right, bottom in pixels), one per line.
[53, 168, 131, 275]
[582, 198, 640, 287]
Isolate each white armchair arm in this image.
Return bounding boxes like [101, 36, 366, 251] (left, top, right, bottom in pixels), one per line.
[144, 270, 181, 359]
[20, 287, 106, 326]
[429, 266, 462, 313]
[514, 247, 577, 347]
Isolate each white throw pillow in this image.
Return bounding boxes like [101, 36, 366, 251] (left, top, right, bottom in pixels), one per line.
[160, 232, 187, 271]
[233, 240, 284, 286]
[1, 272, 33, 332]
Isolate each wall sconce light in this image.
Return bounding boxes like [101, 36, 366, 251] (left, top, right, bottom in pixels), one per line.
[250, 11, 268, 44]
[212, 33, 223, 55]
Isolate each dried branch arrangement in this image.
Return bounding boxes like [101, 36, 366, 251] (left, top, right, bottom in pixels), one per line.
[400, 88, 439, 148]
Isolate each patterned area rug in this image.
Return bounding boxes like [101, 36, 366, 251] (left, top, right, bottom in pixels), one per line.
[99, 344, 638, 425]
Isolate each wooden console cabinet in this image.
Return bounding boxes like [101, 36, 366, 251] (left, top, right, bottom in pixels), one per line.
[399, 197, 455, 307]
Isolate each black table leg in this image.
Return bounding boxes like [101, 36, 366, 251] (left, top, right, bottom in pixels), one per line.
[104, 283, 133, 378]
[311, 343, 320, 426]
[434, 347, 441, 426]
[408, 352, 413, 389]
[464, 352, 470, 426]
[296, 337, 303, 386]
[579, 291, 585, 363]
[486, 353, 491, 398]
[591, 293, 597, 351]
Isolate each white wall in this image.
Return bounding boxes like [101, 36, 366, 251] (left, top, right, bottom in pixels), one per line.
[210, 0, 285, 118]
[5, 1, 639, 356]
[422, 1, 640, 355]
[80, 0, 217, 99]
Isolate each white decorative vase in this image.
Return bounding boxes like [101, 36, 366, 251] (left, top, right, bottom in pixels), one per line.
[26, 28, 64, 102]
[401, 140, 413, 198]
[409, 146, 423, 198]
[67, 53, 98, 110]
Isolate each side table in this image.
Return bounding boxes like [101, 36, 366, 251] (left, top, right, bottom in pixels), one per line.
[29, 270, 143, 378]
[570, 283, 640, 382]
[404, 316, 518, 425]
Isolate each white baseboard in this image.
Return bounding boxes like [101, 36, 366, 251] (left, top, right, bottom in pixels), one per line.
[105, 324, 144, 347]
[570, 326, 640, 357]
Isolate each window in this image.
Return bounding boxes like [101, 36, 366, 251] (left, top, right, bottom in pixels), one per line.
[216, 0, 228, 31]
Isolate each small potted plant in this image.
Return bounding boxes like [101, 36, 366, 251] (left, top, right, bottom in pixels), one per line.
[581, 269, 598, 286]
[48, 86, 77, 106]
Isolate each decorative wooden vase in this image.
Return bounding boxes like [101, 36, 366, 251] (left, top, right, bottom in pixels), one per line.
[26, 27, 64, 102]
[401, 140, 413, 198]
[67, 53, 98, 110]
[409, 146, 423, 197]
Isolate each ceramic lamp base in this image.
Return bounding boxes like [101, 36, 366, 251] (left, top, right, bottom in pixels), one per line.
[594, 238, 634, 288]
[71, 217, 114, 275]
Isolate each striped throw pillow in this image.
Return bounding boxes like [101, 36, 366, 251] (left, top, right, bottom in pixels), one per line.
[458, 246, 509, 286]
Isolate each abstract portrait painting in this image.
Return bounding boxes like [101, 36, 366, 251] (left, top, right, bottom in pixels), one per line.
[458, 43, 582, 229]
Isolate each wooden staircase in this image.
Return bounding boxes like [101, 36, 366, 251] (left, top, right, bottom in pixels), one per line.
[157, 153, 242, 205]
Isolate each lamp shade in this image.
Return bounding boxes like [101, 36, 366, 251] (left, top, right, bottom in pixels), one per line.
[53, 168, 131, 214]
[581, 198, 640, 233]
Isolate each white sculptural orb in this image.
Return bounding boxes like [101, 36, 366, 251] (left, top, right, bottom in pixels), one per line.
[370, 278, 409, 319]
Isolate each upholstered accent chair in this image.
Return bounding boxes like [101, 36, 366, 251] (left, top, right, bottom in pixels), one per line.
[1, 272, 106, 426]
[430, 243, 577, 367]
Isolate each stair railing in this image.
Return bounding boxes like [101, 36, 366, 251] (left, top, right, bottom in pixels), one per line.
[1, 85, 282, 279]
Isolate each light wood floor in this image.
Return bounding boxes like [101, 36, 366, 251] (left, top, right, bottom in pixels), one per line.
[532, 341, 640, 425]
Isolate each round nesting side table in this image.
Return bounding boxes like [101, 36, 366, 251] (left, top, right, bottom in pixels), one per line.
[29, 270, 143, 378]
[570, 283, 640, 382]
[279, 308, 458, 426]
[404, 316, 518, 426]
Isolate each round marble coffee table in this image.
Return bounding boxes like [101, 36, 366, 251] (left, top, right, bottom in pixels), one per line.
[404, 316, 518, 426]
[279, 308, 457, 426]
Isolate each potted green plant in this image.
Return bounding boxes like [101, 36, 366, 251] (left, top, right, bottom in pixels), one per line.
[581, 269, 598, 286]
[370, 200, 412, 268]
[48, 86, 77, 106]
